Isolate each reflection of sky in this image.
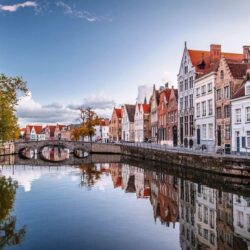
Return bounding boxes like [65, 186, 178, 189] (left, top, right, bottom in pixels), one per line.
[0, 165, 80, 192]
[1, 165, 180, 250]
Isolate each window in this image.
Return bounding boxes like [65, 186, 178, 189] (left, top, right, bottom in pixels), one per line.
[185, 95, 188, 109]
[208, 124, 213, 140]
[208, 99, 213, 115]
[196, 87, 200, 97]
[184, 66, 188, 74]
[189, 94, 193, 108]
[184, 116, 188, 136]
[204, 206, 208, 224]
[197, 103, 201, 117]
[180, 98, 183, 110]
[208, 82, 212, 92]
[202, 101, 206, 116]
[224, 105, 230, 118]
[217, 107, 222, 119]
[190, 115, 194, 136]
[189, 76, 193, 89]
[217, 89, 222, 100]
[180, 81, 183, 92]
[224, 86, 230, 98]
[201, 85, 206, 95]
[246, 107, 250, 122]
[236, 109, 241, 123]
[210, 209, 215, 228]
[225, 125, 231, 140]
[204, 229, 208, 240]
[220, 70, 224, 80]
[185, 79, 188, 90]
[247, 131, 250, 147]
[202, 124, 206, 139]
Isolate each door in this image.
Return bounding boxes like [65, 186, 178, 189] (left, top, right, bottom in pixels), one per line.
[236, 132, 240, 153]
[173, 126, 178, 147]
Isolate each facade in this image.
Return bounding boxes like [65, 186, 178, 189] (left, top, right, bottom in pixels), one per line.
[149, 85, 160, 143]
[194, 71, 217, 151]
[231, 74, 250, 154]
[134, 103, 150, 142]
[109, 108, 122, 142]
[100, 119, 110, 143]
[165, 88, 178, 147]
[215, 57, 247, 153]
[45, 125, 56, 140]
[121, 104, 135, 142]
[157, 85, 171, 144]
[25, 125, 44, 141]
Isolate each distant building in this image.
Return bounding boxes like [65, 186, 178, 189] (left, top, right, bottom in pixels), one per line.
[25, 125, 44, 141]
[121, 104, 135, 142]
[149, 85, 160, 143]
[134, 102, 150, 142]
[109, 108, 122, 142]
[100, 119, 110, 143]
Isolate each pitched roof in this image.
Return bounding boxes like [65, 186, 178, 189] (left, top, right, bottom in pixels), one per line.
[125, 104, 136, 122]
[227, 61, 248, 78]
[29, 125, 43, 134]
[115, 108, 122, 118]
[188, 49, 243, 73]
[232, 85, 245, 99]
[159, 88, 172, 103]
[142, 103, 150, 114]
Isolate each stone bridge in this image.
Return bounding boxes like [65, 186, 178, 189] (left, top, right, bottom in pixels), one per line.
[14, 140, 121, 155]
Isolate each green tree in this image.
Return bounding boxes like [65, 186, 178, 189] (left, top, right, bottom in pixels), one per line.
[0, 74, 28, 142]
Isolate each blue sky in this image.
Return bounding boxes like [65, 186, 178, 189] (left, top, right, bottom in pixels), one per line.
[1, 0, 250, 124]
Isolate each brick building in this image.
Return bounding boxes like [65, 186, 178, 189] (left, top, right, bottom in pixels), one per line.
[109, 108, 122, 142]
[214, 47, 249, 153]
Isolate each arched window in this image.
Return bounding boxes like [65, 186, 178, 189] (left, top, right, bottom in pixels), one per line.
[220, 70, 224, 80]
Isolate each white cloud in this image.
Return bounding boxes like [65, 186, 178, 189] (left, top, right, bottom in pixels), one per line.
[55, 1, 111, 22]
[17, 92, 114, 126]
[0, 1, 38, 12]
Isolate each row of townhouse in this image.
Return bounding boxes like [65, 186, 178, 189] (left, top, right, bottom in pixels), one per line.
[21, 124, 70, 141]
[109, 43, 250, 154]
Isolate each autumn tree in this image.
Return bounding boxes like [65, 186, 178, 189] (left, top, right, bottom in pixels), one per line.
[71, 107, 100, 142]
[0, 74, 28, 142]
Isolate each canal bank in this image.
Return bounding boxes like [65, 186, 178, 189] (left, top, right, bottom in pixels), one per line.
[9, 141, 250, 177]
[119, 144, 250, 177]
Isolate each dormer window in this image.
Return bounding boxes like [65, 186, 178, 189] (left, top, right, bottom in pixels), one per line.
[220, 70, 224, 80]
[245, 81, 250, 95]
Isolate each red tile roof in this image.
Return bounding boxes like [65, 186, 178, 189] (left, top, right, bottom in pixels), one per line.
[115, 108, 122, 118]
[28, 125, 43, 134]
[188, 49, 243, 73]
[227, 61, 248, 78]
[142, 104, 150, 114]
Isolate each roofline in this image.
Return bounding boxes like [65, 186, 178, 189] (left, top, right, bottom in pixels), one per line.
[195, 71, 217, 82]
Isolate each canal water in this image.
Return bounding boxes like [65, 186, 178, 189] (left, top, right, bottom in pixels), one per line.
[0, 155, 249, 249]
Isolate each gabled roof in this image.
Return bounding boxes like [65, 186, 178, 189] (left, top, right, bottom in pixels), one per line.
[227, 61, 248, 78]
[188, 49, 243, 73]
[159, 88, 172, 103]
[124, 104, 136, 122]
[115, 108, 122, 118]
[142, 103, 150, 114]
[27, 125, 43, 134]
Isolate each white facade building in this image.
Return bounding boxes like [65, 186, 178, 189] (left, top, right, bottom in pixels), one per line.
[231, 79, 250, 154]
[194, 71, 216, 152]
[101, 125, 109, 143]
[121, 104, 135, 142]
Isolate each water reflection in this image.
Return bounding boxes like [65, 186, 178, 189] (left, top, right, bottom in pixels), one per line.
[20, 148, 35, 159]
[0, 163, 249, 250]
[0, 176, 26, 249]
[41, 146, 69, 162]
[74, 149, 89, 158]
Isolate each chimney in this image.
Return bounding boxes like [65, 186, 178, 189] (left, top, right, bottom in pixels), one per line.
[243, 46, 250, 63]
[210, 44, 221, 62]
[165, 82, 169, 88]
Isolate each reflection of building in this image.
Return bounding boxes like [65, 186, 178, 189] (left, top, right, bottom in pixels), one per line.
[109, 163, 123, 188]
[179, 179, 197, 250]
[217, 191, 234, 250]
[196, 185, 217, 249]
[233, 195, 250, 249]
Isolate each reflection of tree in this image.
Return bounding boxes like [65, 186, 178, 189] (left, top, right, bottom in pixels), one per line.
[79, 164, 101, 188]
[0, 176, 26, 249]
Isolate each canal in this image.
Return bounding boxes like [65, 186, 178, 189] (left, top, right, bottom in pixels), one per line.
[0, 150, 249, 249]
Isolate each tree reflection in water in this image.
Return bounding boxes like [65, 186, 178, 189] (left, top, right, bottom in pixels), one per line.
[79, 164, 102, 188]
[0, 176, 26, 249]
